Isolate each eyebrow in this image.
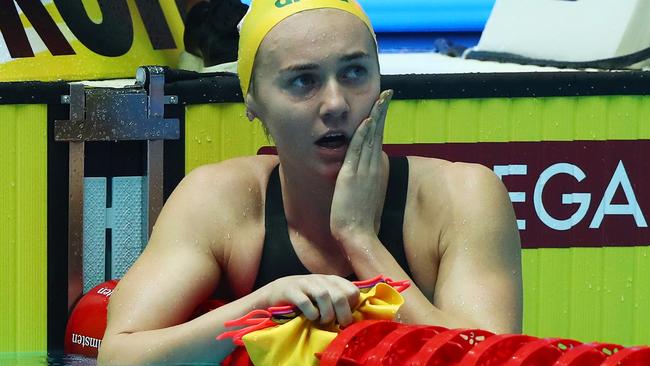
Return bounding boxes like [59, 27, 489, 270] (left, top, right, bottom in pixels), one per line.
[279, 51, 370, 74]
[340, 51, 370, 63]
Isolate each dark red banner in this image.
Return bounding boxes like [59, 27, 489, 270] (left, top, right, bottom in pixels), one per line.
[260, 141, 650, 248]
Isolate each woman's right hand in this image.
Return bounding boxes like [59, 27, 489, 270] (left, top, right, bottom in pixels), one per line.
[263, 275, 360, 326]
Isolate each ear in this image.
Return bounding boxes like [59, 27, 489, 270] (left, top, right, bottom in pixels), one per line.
[246, 110, 256, 122]
[245, 93, 260, 122]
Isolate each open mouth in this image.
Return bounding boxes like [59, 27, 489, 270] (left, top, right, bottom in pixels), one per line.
[315, 133, 348, 149]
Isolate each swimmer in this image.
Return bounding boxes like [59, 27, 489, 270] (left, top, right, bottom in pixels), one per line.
[98, 0, 522, 364]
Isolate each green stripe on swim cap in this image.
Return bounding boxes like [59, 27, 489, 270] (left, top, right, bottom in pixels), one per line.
[237, 0, 374, 96]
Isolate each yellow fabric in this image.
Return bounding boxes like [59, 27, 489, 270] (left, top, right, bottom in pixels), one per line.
[242, 283, 403, 366]
[237, 0, 374, 96]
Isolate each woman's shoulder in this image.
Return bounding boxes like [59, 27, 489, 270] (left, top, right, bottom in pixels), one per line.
[407, 155, 500, 190]
[183, 155, 279, 192]
[406, 155, 514, 250]
[171, 155, 279, 217]
[406, 155, 507, 215]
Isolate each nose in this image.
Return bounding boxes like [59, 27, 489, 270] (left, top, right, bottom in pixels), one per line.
[319, 79, 350, 123]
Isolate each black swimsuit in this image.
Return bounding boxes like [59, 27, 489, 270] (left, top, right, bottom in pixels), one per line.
[252, 156, 414, 290]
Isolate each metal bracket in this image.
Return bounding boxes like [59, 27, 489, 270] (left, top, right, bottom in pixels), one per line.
[54, 66, 179, 142]
[60, 66, 178, 308]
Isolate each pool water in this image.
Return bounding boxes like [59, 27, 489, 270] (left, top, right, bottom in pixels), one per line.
[0, 353, 96, 366]
[0, 353, 219, 366]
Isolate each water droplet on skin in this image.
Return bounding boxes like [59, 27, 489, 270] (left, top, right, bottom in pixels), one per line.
[227, 233, 231, 239]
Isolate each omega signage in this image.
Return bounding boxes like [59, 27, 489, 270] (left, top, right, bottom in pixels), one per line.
[383, 141, 650, 248]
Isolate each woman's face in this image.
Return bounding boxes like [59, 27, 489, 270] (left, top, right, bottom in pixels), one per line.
[247, 9, 381, 180]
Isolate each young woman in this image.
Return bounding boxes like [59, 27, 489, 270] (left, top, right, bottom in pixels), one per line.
[98, 1, 522, 364]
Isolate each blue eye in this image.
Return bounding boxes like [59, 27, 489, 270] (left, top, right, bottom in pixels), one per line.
[289, 74, 316, 90]
[342, 65, 367, 81]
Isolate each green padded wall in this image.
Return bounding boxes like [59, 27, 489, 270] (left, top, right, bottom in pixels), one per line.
[0, 105, 48, 352]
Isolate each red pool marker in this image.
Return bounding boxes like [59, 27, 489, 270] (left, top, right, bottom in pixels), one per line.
[601, 346, 650, 365]
[64, 280, 119, 358]
[409, 328, 495, 366]
[221, 346, 253, 366]
[504, 338, 582, 366]
[552, 343, 622, 366]
[460, 333, 539, 365]
[319, 320, 405, 366]
[364, 325, 448, 366]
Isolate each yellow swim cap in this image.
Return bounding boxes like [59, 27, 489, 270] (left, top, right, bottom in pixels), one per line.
[237, 0, 374, 96]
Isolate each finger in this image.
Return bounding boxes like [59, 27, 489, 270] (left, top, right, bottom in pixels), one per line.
[343, 117, 372, 174]
[358, 115, 378, 173]
[331, 276, 360, 309]
[329, 276, 360, 326]
[375, 90, 393, 144]
[329, 288, 354, 327]
[367, 90, 391, 130]
[364, 91, 388, 151]
[359, 91, 390, 172]
[370, 90, 393, 172]
[305, 280, 336, 324]
[370, 90, 391, 122]
[314, 294, 336, 325]
[289, 291, 320, 322]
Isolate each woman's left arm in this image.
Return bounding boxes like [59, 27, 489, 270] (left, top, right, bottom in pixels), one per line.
[339, 163, 523, 334]
[330, 89, 522, 333]
[430, 164, 523, 333]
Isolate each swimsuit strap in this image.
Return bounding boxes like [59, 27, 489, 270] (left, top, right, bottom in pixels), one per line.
[253, 156, 412, 290]
[253, 164, 312, 291]
[378, 156, 414, 279]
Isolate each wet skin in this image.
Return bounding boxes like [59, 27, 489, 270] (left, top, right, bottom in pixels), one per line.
[98, 9, 523, 366]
